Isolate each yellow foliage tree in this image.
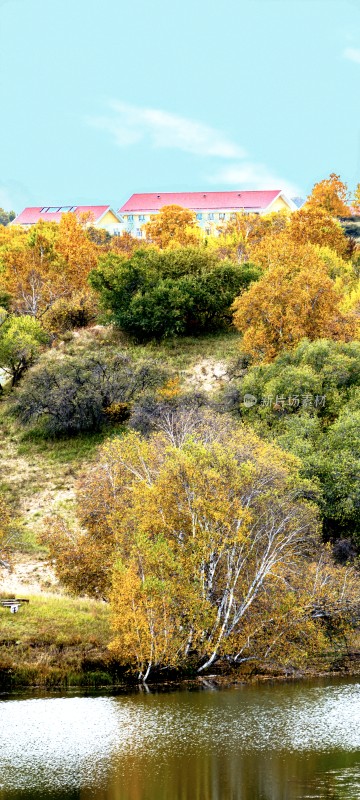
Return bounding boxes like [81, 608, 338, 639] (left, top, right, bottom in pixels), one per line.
[144, 205, 201, 248]
[306, 173, 350, 216]
[0, 222, 63, 316]
[288, 206, 349, 257]
[82, 426, 319, 679]
[56, 213, 99, 289]
[340, 279, 360, 338]
[44, 418, 359, 679]
[232, 240, 355, 361]
[0, 215, 100, 317]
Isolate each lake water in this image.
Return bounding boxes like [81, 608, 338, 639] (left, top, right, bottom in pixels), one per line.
[0, 678, 360, 799]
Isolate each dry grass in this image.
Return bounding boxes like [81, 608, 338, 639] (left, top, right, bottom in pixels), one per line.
[0, 592, 114, 687]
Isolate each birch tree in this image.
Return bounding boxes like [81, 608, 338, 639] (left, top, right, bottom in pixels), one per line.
[103, 427, 319, 677]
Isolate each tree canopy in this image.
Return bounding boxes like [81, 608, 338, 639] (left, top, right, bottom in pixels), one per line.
[231, 240, 355, 361]
[144, 204, 201, 248]
[90, 247, 260, 340]
[306, 173, 350, 216]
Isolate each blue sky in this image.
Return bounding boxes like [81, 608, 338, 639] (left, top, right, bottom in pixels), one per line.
[0, 0, 359, 213]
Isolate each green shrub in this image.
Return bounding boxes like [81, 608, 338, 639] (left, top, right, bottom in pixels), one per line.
[43, 291, 98, 333]
[15, 353, 164, 436]
[89, 247, 260, 341]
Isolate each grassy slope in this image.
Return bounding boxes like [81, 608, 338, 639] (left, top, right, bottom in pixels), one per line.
[0, 594, 114, 687]
[0, 326, 241, 547]
[0, 327, 240, 686]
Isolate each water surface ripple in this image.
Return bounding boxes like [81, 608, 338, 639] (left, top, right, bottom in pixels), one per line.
[0, 678, 359, 799]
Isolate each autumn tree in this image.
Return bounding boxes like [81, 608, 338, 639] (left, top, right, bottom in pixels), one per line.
[0, 215, 100, 317]
[232, 240, 355, 361]
[56, 212, 99, 289]
[42, 290, 98, 333]
[110, 230, 149, 257]
[288, 206, 349, 258]
[45, 420, 322, 676]
[213, 211, 289, 262]
[0, 221, 61, 316]
[306, 173, 350, 216]
[144, 205, 201, 248]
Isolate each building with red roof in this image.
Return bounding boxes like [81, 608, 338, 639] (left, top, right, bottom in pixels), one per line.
[11, 205, 123, 234]
[118, 190, 297, 238]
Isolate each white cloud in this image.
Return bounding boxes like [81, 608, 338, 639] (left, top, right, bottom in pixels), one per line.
[208, 162, 299, 197]
[343, 47, 360, 64]
[88, 101, 246, 159]
[88, 101, 298, 195]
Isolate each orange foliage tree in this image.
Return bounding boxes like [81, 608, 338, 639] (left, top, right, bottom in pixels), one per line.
[144, 204, 201, 248]
[232, 240, 355, 361]
[288, 206, 349, 258]
[306, 173, 350, 216]
[0, 215, 100, 317]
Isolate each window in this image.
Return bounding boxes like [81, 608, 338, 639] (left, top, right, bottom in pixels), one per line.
[205, 228, 210, 235]
[196, 213, 203, 220]
[219, 213, 225, 220]
[208, 213, 214, 220]
[128, 215, 134, 222]
[139, 214, 145, 222]
[59, 206, 74, 213]
[136, 229, 142, 237]
[230, 212, 237, 220]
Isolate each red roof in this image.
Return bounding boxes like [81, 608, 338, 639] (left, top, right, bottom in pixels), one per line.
[119, 190, 283, 213]
[12, 206, 112, 225]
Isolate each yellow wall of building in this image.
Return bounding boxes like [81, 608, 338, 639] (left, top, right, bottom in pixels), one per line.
[267, 195, 292, 213]
[98, 210, 120, 226]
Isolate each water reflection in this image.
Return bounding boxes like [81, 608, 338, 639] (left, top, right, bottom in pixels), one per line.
[0, 679, 360, 799]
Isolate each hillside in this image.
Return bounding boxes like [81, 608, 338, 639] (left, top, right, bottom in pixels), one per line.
[1, 325, 360, 687]
[0, 328, 245, 687]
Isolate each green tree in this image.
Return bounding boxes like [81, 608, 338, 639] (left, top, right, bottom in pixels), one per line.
[0, 208, 15, 226]
[90, 247, 260, 340]
[0, 315, 48, 386]
[234, 339, 360, 550]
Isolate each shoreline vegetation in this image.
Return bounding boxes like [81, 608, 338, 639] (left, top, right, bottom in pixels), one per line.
[1, 180, 360, 686]
[0, 568, 359, 690]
